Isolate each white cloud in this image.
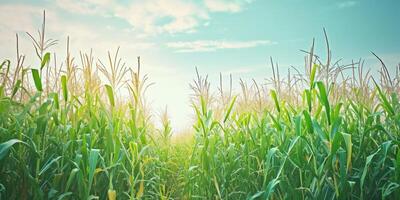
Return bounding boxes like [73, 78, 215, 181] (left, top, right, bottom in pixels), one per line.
[115, 0, 209, 34]
[54, 0, 210, 34]
[166, 40, 276, 52]
[204, 0, 241, 13]
[337, 1, 358, 8]
[0, 4, 41, 32]
[54, 0, 113, 15]
[53, 0, 253, 35]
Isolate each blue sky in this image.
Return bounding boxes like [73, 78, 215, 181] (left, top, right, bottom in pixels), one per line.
[0, 0, 399, 131]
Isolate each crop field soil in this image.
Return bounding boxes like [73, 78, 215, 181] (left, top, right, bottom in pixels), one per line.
[1, 10, 400, 200]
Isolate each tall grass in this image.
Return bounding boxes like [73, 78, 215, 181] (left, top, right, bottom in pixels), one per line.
[1, 12, 399, 199]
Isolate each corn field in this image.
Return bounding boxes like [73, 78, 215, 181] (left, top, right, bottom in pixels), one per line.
[0, 13, 400, 200]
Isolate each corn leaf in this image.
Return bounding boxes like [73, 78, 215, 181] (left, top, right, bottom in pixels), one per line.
[61, 75, 68, 102]
[105, 84, 115, 107]
[31, 69, 42, 92]
[0, 139, 26, 160]
[270, 90, 280, 113]
[316, 81, 330, 124]
[41, 52, 50, 70]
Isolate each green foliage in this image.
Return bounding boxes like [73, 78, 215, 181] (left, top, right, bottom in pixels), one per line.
[0, 23, 399, 199]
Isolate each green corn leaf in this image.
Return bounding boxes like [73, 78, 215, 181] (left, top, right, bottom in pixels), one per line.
[380, 141, 392, 165]
[88, 149, 100, 196]
[340, 132, 352, 172]
[0, 60, 10, 84]
[396, 148, 400, 181]
[310, 64, 318, 89]
[57, 192, 73, 200]
[249, 191, 264, 200]
[52, 112, 59, 125]
[372, 79, 395, 116]
[331, 103, 343, 122]
[331, 131, 342, 156]
[264, 178, 280, 199]
[330, 116, 342, 140]
[11, 80, 22, 98]
[316, 81, 331, 124]
[41, 52, 50, 70]
[0, 139, 26, 160]
[105, 84, 115, 107]
[313, 120, 329, 153]
[0, 86, 4, 97]
[361, 151, 378, 192]
[391, 93, 399, 111]
[294, 115, 302, 136]
[287, 136, 300, 155]
[0, 98, 11, 115]
[304, 89, 312, 112]
[303, 110, 313, 134]
[269, 112, 282, 132]
[31, 69, 42, 92]
[200, 96, 207, 115]
[213, 175, 222, 199]
[66, 168, 79, 192]
[39, 156, 62, 176]
[264, 147, 279, 178]
[223, 95, 237, 123]
[338, 148, 347, 193]
[382, 182, 400, 198]
[270, 90, 280, 113]
[61, 75, 68, 102]
[50, 92, 59, 109]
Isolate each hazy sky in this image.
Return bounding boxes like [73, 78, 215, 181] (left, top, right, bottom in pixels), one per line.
[1, 0, 399, 131]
